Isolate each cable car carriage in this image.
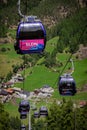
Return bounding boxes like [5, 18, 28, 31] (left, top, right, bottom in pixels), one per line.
[34, 111, 40, 118]
[58, 74, 76, 96]
[18, 100, 30, 119]
[20, 124, 26, 130]
[20, 111, 27, 119]
[14, 16, 46, 54]
[39, 106, 48, 117]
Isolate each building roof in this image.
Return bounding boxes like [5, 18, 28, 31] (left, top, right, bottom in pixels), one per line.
[5, 88, 14, 94]
[0, 89, 8, 96]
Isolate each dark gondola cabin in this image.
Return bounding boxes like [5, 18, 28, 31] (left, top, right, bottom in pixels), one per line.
[20, 111, 27, 119]
[39, 106, 48, 117]
[58, 74, 76, 96]
[18, 100, 30, 113]
[18, 100, 30, 119]
[34, 111, 40, 118]
[20, 124, 26, 130]
[14, 16, 46, 54]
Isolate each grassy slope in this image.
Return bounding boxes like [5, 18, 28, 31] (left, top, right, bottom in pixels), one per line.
[14, 36, 87, 98]
[16, 58, 87, 100]
[0, 43, 23, 76]
[15, 65, 58, 91]
[1, 36, 87, 117]
[45, 36, 59, 53]
[0, 36, 86, 93]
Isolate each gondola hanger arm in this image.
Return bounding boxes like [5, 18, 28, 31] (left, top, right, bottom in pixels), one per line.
[17, 0, 25, 18]
[69, 59, 74, 75]
[17, 0, 39, 22]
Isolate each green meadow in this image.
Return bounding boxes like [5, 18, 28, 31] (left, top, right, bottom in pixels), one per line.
[0, 42, 23, 76]
[0, 36, 87, 92]
[0, 36, 87, 117]
[15, 57, 87, 99]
